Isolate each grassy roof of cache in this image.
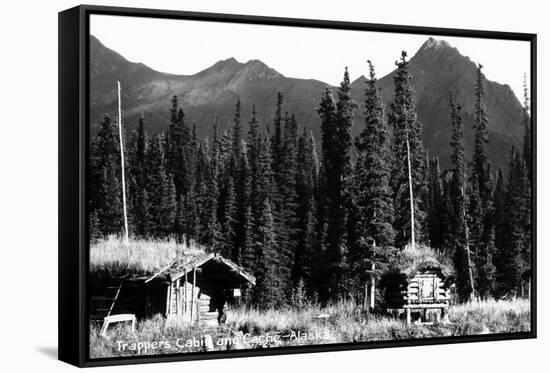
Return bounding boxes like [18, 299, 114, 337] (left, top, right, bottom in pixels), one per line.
[388, 244, 454, 279]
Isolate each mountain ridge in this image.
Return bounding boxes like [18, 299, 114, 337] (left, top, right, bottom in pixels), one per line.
[89, 34, 525, 170]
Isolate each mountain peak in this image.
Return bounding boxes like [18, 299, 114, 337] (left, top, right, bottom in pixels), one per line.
[420, 37, 451, 51]
[212, 57, 242, 68]
[238, 59, 282, 80]
[244, 59, 269, 68]
[412, 37, 462, 66]
[197, 57, 244, 77]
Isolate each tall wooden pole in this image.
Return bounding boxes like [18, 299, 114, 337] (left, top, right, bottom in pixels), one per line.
[406, 132, 415, 251]
[460, 181, 475, 300]
[370, 262, 376, 310]
[117, 81, 129, 246]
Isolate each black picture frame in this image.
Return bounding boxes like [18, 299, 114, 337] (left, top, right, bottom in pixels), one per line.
[59, 4, 537, 368]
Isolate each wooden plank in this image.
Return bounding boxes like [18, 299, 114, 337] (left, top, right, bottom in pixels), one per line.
[403, 303, 449, 309]
[190, 267, 196, 323]
[165, 283, 172, 317]
[217, 255, 256, 284]
[145, 260, 177, 283]
[176, 279, 181, 316]
[184, 272, 187, 313]
[200, 313, 218, 320]
[179, 286, 183, 316]
[100, 314, 137, 337]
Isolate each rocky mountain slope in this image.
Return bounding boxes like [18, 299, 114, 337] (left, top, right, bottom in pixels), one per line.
[89, 35, 525, 170]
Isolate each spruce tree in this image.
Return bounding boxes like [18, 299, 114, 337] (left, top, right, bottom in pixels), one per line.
[146, 134, 176, 237]
[477, 226, 496, 298]
[248, 132, 285, 305]
[159, 175, 177, 236]
[493, 168, 507, 253]
[182, 193, 199, 242]
[247, 106, 262, 218]
[231, 99, 242, 167]
[388, 52, 427, 249]
[233, 140, 251, 265]
[469, 64, 495, 299]
[317, 87, 336, 301]
[201, 125, 222, 249]
[294, 128, 320, 286]
[354, 60, 394, 248]
[221, 178, 237, 259]
[448, 92, 475, 301]
[193, 142, 210, 244]
[279, 114, 300, 289]
[427, 156, 444, 250]
[253, 198, 283, 309]
[133, 187, 151, 237]
[166, 96, 190, 198]
[439, 171, 455, 257]
[296, 128, 319, 201]
[471, 64, 493, 203]
[495, 147, 529, 296]
[129, 115, 150, 237]
[520, 75, 532, 272]
[271, 92, 284, 178]
[295, 196, 319, 291]
[318, 67, 356, 300]
[131, 115, 148, 184]
[242, 206, 256, 273]
[256, 133, 276, 217]
[90, 114, 123, 236]
[174, 194, 187, 243]
[522, 74, 532, 180]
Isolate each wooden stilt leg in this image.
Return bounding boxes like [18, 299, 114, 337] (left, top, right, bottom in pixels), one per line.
[191, 268, 196, 323]
[184, 272, 187, 313]
[370, 263, 376, 310]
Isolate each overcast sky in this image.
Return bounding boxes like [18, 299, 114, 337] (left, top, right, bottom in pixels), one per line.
[91, 15, 531, 102]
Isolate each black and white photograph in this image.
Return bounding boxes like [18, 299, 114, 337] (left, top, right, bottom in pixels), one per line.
[3, 0, 550, 371]
[83, 11, 534, 361]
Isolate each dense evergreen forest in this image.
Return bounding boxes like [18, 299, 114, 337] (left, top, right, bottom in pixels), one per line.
[89, 52, 532, 307]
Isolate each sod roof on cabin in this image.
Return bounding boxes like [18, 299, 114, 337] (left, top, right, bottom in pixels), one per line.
[89, 238, 255, 285]
[89, 238, 207, 277]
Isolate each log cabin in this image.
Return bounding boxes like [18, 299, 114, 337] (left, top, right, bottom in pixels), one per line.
[90, 252, 255, 327]
[380, 246, 453, 325]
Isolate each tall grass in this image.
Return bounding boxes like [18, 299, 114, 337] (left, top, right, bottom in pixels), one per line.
[90, 298, 530, 358]
[448, 298, 530, 335]
[90, 236, 205, 275]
